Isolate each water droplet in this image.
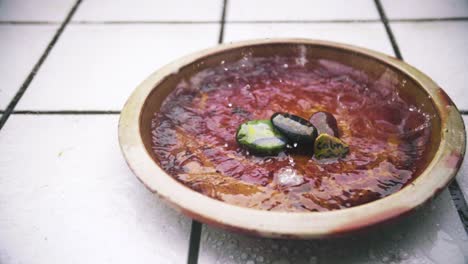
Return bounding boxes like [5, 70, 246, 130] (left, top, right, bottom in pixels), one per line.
[399, 250, 409, 260]
[228, 103, 233, 107]
[224, 67, 229, 71]
[224, 143, 228, 148]
[283, 64, 289, 68]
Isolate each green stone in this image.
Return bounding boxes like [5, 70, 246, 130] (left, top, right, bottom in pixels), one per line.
[236, 120, 287, 155]
[314, 134, 349, 159]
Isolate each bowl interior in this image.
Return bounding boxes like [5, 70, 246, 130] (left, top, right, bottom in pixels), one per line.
[139, 43, 441, 178]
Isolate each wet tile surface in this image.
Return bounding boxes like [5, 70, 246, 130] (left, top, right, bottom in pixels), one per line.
[0, 115, 191, 264]
[199, 191, 468, 264]
[456, 116, 468, 201]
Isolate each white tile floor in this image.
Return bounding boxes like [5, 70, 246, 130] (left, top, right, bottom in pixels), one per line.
[0, 0, 75, 22]
[200, 191, 468, 264]
[224, 22, 393, 55]
[1, 1, 468, 264]
[73, 0, 223, 22]
[391, 21, 468, 110]
[457, 116, 468, 201]
[0, 25, 58, 110]
[0, 115, 191, 264]
[16, 24, 219, 111]
[226, 0, 379, 21]
[382, 0, 468, 20]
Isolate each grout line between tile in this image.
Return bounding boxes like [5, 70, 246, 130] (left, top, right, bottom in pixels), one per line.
[70, 20, 220, 25]
[2, 17, 468, 26]
[0, 21, 61, 25]
[0, 0, 83, 130]
[187, 221, 202, 264]
[374, 0, 402, 59]
[218, 0, 228, 44]
[449, 181, 468, 233]
[375, 0, 468, 235]
[390, 17, 468, 23]
[223, 19, 381, 24]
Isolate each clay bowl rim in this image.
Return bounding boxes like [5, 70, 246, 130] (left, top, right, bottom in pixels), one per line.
[118, 38, 466, 239]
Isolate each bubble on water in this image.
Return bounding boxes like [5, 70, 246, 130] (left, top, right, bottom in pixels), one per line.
[276, 166, 303, 186]
[308, 256, 318, 264]
[272, 258, 291, 264]
[280, 246, 289, 254]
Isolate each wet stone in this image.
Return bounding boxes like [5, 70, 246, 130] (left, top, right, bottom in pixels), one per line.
[314, 134, 349, 159]
[271, 112, 318, 147]
[309, 111, 339, 137]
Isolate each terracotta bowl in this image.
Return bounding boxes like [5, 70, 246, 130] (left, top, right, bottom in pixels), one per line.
[118, 39, 465, 239]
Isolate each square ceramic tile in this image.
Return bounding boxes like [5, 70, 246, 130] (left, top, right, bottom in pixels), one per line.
[224, 23, 394, 55]
[199, 190, 468, 264]
[391, 21, 468, 110]
[0, 0, 75, 22]
[17, 24, 218, 111]
[73, 0, 222, 22]
[0, 115, 191, 264]
[0, 25, 58, 110]
[456, 116, 468, 201]
[382, 0, 468, 20]
[226, 0, 379, 21]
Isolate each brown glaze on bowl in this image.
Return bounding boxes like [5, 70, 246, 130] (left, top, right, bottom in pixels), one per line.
[118, 39, 466, 239]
